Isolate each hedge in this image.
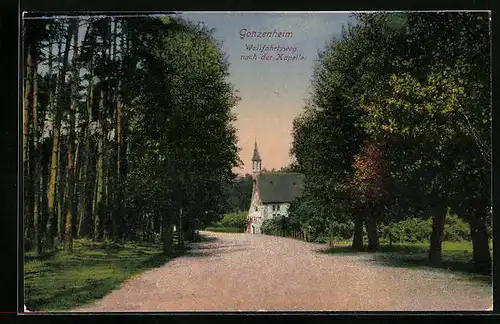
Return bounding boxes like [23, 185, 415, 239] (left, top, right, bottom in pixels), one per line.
[204, 227, 243, 233]
[380, 214, 472, 243]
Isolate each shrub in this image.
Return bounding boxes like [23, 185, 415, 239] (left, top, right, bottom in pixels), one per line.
[261, 218, 283, 236]
[330, 220, 355, 241]
[213, 212, 247, 231]
[312, 233, 329, 244]
[205, 227, 242, 233]
[380, 213, 471, 243]
[443, 214, 470, 241]
[261, 216, 305, 237]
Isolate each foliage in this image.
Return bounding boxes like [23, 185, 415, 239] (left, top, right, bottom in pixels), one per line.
[212, 212, 248, 231]
[204, 227, 243, 233]
[352, 140, 388, 203]
[289, 11, 491, 272]
[22, 15, 240, 258]
[329, 219, 355, 241]
[443, 214, 471, 242]
[224, 174, 253, 213]
[380, 214, 471, 243]
[380, 218, 433, 243]
[261, 218, 285, 236]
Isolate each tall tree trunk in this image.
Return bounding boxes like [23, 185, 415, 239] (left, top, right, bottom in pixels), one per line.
[93, 91, 106, 241]
[72, 141, 82, 239]
[183, 215, 195, 242]
[23, 44, 33, 250]
[92, 165, 99, 240]
[365, 202, 380, 252]
[40, 142, 49, 241]
[78, 54, 96, 238]
[43, 41, 56, 249]
[162, 208, 174, 256]
[64, 20, 80, 253]
[106, 161, 114, 240]
[352, 202, 364, 251]
[103, 167, 110, 241]
[77, 144, 89, 238]
[75, 22, 92, 238]
[150, 215, 155, 242]
[94, 19, 111, 241]
[159, 214, 163, 241]
[178, 207, 184, 250]
[113, 99, 123, 241]
[469, 200, 492, 275]
[428, 205, 446, 265]
[57, 146, 66, 243]
[31, 52, 42, 256]
[119, 122, 128, 241]
[46, 24, 75, 249]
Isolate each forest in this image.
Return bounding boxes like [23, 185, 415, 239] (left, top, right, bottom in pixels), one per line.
[22, 15, 241, 257]
[283, 12, 492, 275]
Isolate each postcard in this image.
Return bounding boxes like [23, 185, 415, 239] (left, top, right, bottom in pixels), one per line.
[21, 11, 492, 312]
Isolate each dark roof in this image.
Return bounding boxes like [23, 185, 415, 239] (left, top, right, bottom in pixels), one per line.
[257, 172, 305, 203]
[252, 141, 261, 161]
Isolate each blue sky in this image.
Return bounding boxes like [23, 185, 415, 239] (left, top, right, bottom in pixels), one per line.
[179, 12, 357, 174]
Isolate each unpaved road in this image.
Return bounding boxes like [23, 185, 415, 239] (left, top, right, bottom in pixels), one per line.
[72, 232, 492, 312]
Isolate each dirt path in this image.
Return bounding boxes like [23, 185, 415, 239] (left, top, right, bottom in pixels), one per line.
[71, 232, 492, 312]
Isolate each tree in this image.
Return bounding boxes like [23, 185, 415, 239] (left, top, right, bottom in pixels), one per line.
[46, 20, 75, 250]
[351, 140, 388, 251]
[22, 15, 239, 259]
[225, 174, 253, 213]
[360, 12, 491, 272]
[289, 12, 491, 273]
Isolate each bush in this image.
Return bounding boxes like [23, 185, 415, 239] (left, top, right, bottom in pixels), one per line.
[380, 217, 431, 243]
[261, 218, 283, 236]
[330, 220, 355, 241]
[261, 216, 304, 237]
[312, 233, 329, 244]
[380, 213, 471, 243]
[443, 214, 470, 241]
[213, 212, 247, 231]
[205, 227, 242, 233]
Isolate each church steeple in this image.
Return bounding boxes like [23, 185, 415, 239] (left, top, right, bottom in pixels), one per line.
[251, 139, 262, 174]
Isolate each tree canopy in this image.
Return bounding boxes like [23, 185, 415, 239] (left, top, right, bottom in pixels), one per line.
[289, 12, 491, 274]
[22, 15, 240, 256]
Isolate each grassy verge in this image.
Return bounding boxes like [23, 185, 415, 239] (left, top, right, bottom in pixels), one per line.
[204, 227, 243, 233]
[24, 239, 180, 312]
[320, 240, 492, 285]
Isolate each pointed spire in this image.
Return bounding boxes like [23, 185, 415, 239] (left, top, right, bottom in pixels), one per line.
[252, 139, 261, 161]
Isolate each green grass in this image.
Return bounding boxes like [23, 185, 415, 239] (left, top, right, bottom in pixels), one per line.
[204, 227, 243, 233]
[319, 240, 492, 285]
[24, 239, 180, 312]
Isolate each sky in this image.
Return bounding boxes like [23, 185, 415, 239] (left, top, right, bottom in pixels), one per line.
[179, 12, 357, 175]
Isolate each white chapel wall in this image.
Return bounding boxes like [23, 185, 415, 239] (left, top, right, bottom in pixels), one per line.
[248, 190, 263, 222]
[263, 203, 291, 220]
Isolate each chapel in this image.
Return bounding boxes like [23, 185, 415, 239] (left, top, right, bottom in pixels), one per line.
[246, 141, 304, 234]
